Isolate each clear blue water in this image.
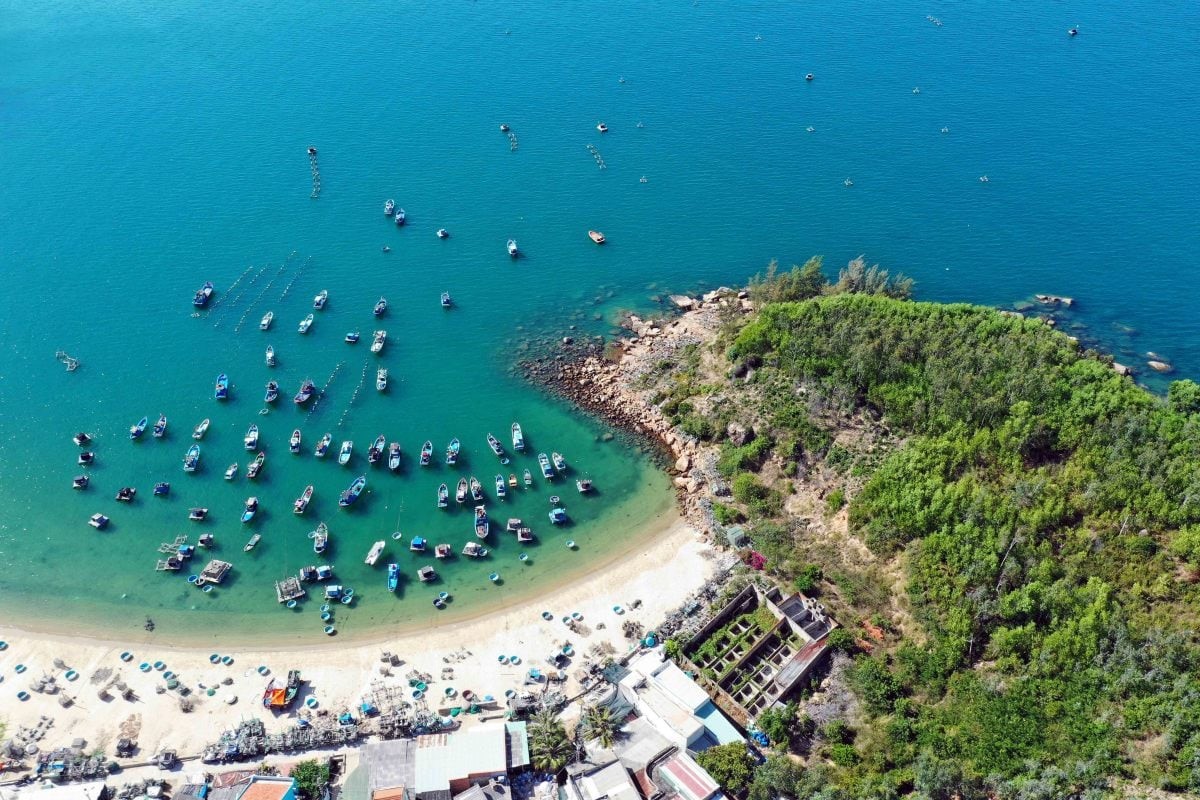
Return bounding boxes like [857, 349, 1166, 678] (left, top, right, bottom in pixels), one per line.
[1, 0, 1197, 642]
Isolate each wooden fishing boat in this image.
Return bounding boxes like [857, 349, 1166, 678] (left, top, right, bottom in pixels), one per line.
[130, 416, 148, 440]
[313, 522, 329, 554]
[153, 414, 168, 438]
[293, 379, 316, 404]
[182, 444, 200, 472]
[214, 373, 229, 400]
[339, 475, 366, 507]
[246, 451, 265, 479]
[474, 505, 489, 539]
[264, 381, 280, 403]
[367, 434, 386, 464]
[373, 296, 388, 316]
[538, 452, 554, 479]
[588, 230, 606, 244]
[364, 540, 385, 565]
[524, 469, 533, 486]
[188, 507, 208, 521]
[244, 533, 261, 551]
[462, 541, 487, 558]
[297, 314, 314, 334]
[420, 440, 433, 466]
[244, 424, 259, 450]
[115, 486, 137, 502]
[486, 433, 505, 458]
[224, 462, 238, 480]
[508, 473, 519, 488]
[313, 290, 328, 310]
[495, 474, 507, 498]
[470, 476, 484, 502]
[388, 442, 402, 471]
[552, 452, 567, 472]
[294, 484, 314, 514]
[265, 345, 276, 366]
[511, 422, 525, 451]
[338, 440, 353, 465]
[260, 311, 274, 331]
[193, 281, 214, 307]
[376, 368, 388, 391]
[289, 429, 302, 454]
[193, 418, 210, 439]
[455, 478, 469, 504]
[446, 437, 461, 465]
[314, 432, 332, 457]
[577, 478, 594, 493]
[370, 330, 387, 354]
[437, 483, 449, 508]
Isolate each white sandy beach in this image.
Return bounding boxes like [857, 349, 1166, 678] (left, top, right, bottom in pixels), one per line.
[0, 517, 713, 761]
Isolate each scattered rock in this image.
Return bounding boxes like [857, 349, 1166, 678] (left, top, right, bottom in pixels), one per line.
[1112, 362, 1132, 377]
[1148, 360, 1173, 373]
[1035, 294, 1074, 307]
[726, 422, 754, 446]
[562, 337, 574, 345]
[668, 295, 694, 309]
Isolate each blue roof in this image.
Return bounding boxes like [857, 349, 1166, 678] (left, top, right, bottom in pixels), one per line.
[696, 700, 745, 747]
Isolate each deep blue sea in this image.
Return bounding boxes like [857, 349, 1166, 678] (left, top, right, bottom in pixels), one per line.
[1, 0, 1197, 643]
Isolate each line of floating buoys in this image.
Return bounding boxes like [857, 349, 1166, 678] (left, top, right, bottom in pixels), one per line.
[235, 263, 286, 333]
[308, 361, 343, 418]
[214, 263, 270, 328]
[585, 143, 606, 170]
[338, 361, 369, 427]
[279, 255, 311, 302]
[208, 264, 255, 314]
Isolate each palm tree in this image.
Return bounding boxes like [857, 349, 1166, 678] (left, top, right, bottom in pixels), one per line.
[529, 707, 574, 773]
[582, 704, 618, 749]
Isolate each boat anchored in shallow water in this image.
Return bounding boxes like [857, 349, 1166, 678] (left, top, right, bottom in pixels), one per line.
[364, 540, 385, 565]
[507, 239, 518, 258]
[474, 505, 490, 539]
[367, 434, 386, 464]
[538, 452, 554, 479]
[370, 330, 387, 354]
[384, 199, 395, 215]
[374, 296, 388, 316]
[264, 381, 280, 403]
[244, 425, 259, 450]
[388, 442, 402, 471]
[494, 474, 507, 498]
[153, 414, 168, 438]
[387, 563, 399, 592]
[441, 291, 452, 308]
[588, 230, 606, 244]
[455, 478, 468, 504]
[183, 444, 200, 472]
[224, 462, 238, 480]
[294, 484, 314, 514]
[313, 289, 328, 310]
[265, 345, 276, 366]
[241, 497, 259, 523]
[289, 429, 302, 454]
[486, 433, 506, 459]
[552, 452, 567, 472]
[420, 440, 433, 466]
[246, 451, 265, 479]
[339, 475, 366, 507]
[214, 373, 229, 400]
[193, 418, 210, 439]
[446, 437, 461, 465]
[293, 378, 316, 404]
[394, 208, 406, 226]
[511, 422, 525, 452]
[437, 483, 449, 508]
[470, 476, 484, 502]
[313, 522, 329, 554]
[338, 440, 353, 466]
[314, 432, 332, 457]
[376, 368, 388, 391]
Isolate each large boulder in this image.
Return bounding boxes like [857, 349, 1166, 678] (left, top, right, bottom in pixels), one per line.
[674, 454, 691, 473]
[726, 422, 754, 446]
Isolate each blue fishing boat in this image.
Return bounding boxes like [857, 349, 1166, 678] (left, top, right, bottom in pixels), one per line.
[214, 373, 229, 400]
[244, 425, 260, 451]
[446, 438, 461, 465]
[264, 381, 279, 403]
[338, 440, 353, 465]
[387, 563, 399, 592]
[130, 416, 148, 440]
[293, 378, 316, 404]
[549, 507, 568, 524]
[152, 414, 168, 438]
[437, 483, 449, 508]
[538, 453, 554, 479]
[182, 444, 200, 472]
[154, 481, 170, 496]
[193, 281, 214, 307]
[374, 296, 388, 316]
[494, 474, 507, 498]
[368, 434, 386, 465]
[314, 433, 332, 458]
[409, 536, 427, 553]
[474, 505, 489, 539]
[511, 422, 525, 452]
[241, 497, 259, 523]
[339, 475, 366, 507]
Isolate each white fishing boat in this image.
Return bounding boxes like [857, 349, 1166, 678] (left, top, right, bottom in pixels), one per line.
[313, 289, 328, 310]
[298, 314, 314, 334]
[338, 440, 353, 466]
[193, 418, 210, 440]
[224, 462, 238, 480]
[384, 199, 395, 215]
[376, 368, 388, 391]
[244, 425, 259, 450]
[265, 345, 276, 367]
[507, 239, 518, 257]
[370, 330, 387, 354]
[511, 422, 525, 451]
[364, 540, 386, 566]
[260, 311, 274, 331]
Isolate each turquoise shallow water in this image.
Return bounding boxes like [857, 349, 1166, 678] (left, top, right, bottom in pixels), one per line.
[1, 0, 1198, 642]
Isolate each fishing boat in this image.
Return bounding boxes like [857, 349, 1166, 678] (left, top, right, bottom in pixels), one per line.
[394, 208, 406, 225]
[293, 378, 316, 404]
[265, 345, 276, 366]
[384, 199, 395, 215]
[588, 230, 606, 244]
[79, 451, 95, 465]
[73, 433, 92, 446]
[154, 481, 170, 496]
[388, 442, 401, 471]
[73, 475, 89, 490]
[338, 440, 354, 466]
[446, 438, 461, 465]
[262, 670, 302, 710]
[486, 433, 505, 458]
[409, 536, 426, 553]
[549, 507, 568, 524]
[552, 452, 567, 472]
[313, 523, 328, 554]
[538, 452, 554, 479]
[524, 469, 533, 486]
[260, 311, 273, 331]
[183, 444, 200, 472]
[297, 314, 314, 334]
[214, 373, 229, 400]
[420, 440, 433, 466]
[374, 297, 388, 316]
[456, 478, 469, 504]
[462, 541, 486, 558]
[596, 122, 608, 133]
[294, 485, 314, 514]
[313, 289, 328, 310]
[511, 422, 525, 451]
[315, 432, 332, 457]
[437, 483, 449, 508]
[193, 419, 210, 439]
[470, 476, 484, 502]
[434, 543, 452, 558]
[339, 475, 367, 506]
[89, 513, 109, 529]
[506, 518, 522, 533]
[418, 565, 436, 582]
[244, 425, 259, 450]
[441, 291, 452, 308]
[344, 331, 360, 343]
[188, 507, 208, 521]
[130, 416, 148, 440]
[507, 239, 518, 257]
[198, 532, 213, 546]
[116, 486, 136, 502]
[242, 497, 259, 523]
[244, 533, 261, 551]
[367, 434, 386, 464]
[193, 281, 214, 306]
[246, 451, 265, 479]
[224, 463, 238, 480]
[517, 526, 534, 543]
[153, 414, 168, 438]
[436, 228, 449, 239]
[370, 330, 387, 354]
[495, 474, 507, 498]
[474, 505, 489, 539]
[264, 381, 280, 403]
[577, 478, 594, 493]
[508, 473, 518, 488]
[387, 563, 399, 592]
[289, 429, 302, 454]
[364, 540, 385, 565]
[376, 368, 388, 391]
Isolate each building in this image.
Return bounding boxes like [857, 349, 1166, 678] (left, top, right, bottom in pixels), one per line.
[0, 781, 108, 800]
[362, 722, 529, 800]
[565, 761, 642, 800]
[617, 650, 744, 753]
[237, 776, 297, 800]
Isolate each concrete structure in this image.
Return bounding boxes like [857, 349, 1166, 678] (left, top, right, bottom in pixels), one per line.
[618, 650, 744, 754]
[362, 722, 529, 800]
[0, 781, 108, 800]
[653, 754, 719, 800]
[565, 761, 642, 800]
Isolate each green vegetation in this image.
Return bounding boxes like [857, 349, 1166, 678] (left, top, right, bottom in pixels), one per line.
[582, 704, 618, 749]
[528, 708, 574, 773]
[289, 760, 330, 800]
[695, 742, 756, 794]
[653, 260, 1200, 796]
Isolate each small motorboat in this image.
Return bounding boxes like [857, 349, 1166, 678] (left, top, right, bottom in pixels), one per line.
[183, 444, 201, 472]
[89, 513, 110, 530]
[116, 486, 137, 502]
[552, 452, 567, 472]
[313, 289, 328, 310]
[486, 433, 505, 458]
[384, 199, 395, 215]
[436, 228, 449, 239]
[596, 122, 608, 133]
[297, 314, 314, 334]
[264, 381, 280, 403]
[367, 434, 386, 464]
[462, 542, 486, 558]
[805, 72, 814, 81]
[315, 564, 333, 581]
[130, 416, 148, 440]
[242, 497, 259, 523]
[388, 442, 402, 471]
[198, 532, 214, 546]
[387, 563, 399, 592]
[73, 432, 92, 446]
[244, 533, 261, 551]
[73, 475, 90, 490]
[506, 518, 522, 533]
[538, 452, 554, 479]
[576, 478, 594, 493]
[193, 418, 210, 439]
[315, 432, 332, 457]
[224, 462, 238, 480]
[394, 208, 406, 226]
[446, 437, 461, 465]
[188, 507, 208, 521]
[293, 379, 316, 404]
[474, 505, 490, 539]
[244, 425, 259, 450]
[153, 481, 170, 496]
[265, 345, 276, 366]
[340, 475, 367, 506]
[345, 331, 360, 344]
[313, 523, 328, 555]
[508, 473, 518, 488]
[294, 485, 314, 515]
[418, 565, 436, 582]
[437, 483, 449, 508]
[374, 297, 388, 316]
[370, 330, 387, 354]
[549, 507, 568, 524]
[364, 539, 385, 565]
[419, 440, 433, 466]
[260, 311, 274, 331]
[494, 474, 507, 498]
[455, 478, 469, 504]
[1068, 26, 1078, 36]
[507, 239, 518, 258]
[152, 414, 168, 438]
[435, 543, 452, 558]
[523, 469, 533, 486]
[214, 373, 229, 400]
[517, 526, 534, 543]
[588, 230, 606, 244]
[289, 429, 302, 454]
[376, 368, 388, 391]
[409, 536, 426, 553]
[246, 451, 265, 479]
[193, 281, 214, 307]
[511, 422, 525, 451]
[441, 291, 452, 308]
[499, 124, 510, 132]
[338, 440, 353, 466]
[470, 476, 484, 502]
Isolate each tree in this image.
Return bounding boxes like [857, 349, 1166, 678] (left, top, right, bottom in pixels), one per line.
[582, 704, 619, 749]
[756, 702, 798, 747]
[290, 760, 330, 800]
[529, 708, 574, 773]
[747, 755, 808, 800]
[695, 743, 755, 794]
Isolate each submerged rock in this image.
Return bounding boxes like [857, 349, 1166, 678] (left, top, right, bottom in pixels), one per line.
[1148, 360, 1173, 373]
